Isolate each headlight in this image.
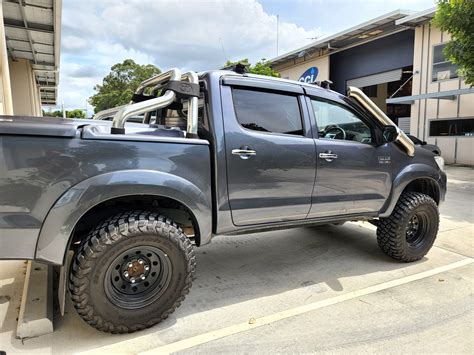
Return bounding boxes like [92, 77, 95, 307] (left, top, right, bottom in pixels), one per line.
[434, 155, 445, 171]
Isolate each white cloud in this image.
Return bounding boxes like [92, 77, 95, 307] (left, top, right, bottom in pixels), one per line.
[57, 0, 323, 113]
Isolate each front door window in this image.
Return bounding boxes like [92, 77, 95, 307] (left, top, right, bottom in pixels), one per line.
[311, 99, 373, 144]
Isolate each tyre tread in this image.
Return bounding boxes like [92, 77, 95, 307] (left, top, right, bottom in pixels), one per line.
[69, 210, 195, 334]
[376, 192, 439, 262]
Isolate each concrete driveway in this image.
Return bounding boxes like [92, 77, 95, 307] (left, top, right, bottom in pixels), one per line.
[1, 165, 473, 354]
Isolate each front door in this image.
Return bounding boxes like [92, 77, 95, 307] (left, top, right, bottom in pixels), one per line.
[307, 97, 392, 218]
[222, 85, 316, 226]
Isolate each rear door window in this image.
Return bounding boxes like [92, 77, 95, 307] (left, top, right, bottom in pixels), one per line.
[232, 88, 303, 136]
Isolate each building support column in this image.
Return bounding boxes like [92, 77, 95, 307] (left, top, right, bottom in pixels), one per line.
[0, 3, 14, 115]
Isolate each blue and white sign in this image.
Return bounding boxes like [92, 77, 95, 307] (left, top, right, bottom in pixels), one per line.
[299, 67, 319, 83]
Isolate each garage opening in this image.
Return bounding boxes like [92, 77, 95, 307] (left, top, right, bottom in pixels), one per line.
[347, 66, 414, 133]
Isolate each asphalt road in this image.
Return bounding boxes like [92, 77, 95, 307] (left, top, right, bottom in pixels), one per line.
[0, 165, 472, 354]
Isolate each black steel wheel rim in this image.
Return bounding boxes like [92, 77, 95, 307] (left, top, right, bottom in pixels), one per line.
[405, 212, 427, 247]
[104, 245, 172, 309]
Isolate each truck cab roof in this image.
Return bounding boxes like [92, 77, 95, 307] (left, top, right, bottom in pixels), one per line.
[199, 69, 339, 96]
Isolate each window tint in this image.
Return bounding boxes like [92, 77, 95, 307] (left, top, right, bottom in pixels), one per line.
[232, 88, 303, 135]
[432, 44, 459, 82]
[429, 118, 473, 136]
[311, 99, 372, 144]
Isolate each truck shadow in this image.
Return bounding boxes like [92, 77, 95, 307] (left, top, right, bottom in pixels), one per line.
[0, 283, 17, 334]
[182, 223, 424, 310]
[0, 261, 26, 345]
[14, 222, 442, 353]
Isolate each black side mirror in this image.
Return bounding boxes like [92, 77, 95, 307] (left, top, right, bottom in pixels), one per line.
[383, 125, 400, 143]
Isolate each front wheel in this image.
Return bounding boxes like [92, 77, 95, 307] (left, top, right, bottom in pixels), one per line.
[69, 211, 195, 333]
[376, 192, 439, 262]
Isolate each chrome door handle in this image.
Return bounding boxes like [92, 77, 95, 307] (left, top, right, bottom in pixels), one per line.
[232, 147, 256, 159]
[319, 152, 338, 162]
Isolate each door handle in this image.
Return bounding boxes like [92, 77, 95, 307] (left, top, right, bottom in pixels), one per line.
[319, 151, 338, 162]
[232, 146, 256, 159]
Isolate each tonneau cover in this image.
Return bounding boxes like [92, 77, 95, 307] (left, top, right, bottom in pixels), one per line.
[0, 116, 82, 137]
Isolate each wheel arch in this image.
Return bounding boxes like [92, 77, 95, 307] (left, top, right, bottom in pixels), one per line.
[402, 178, 440, 204]
[35, 170, 212, 265]
[67, 194, 201, 250]
[379, 163, 444, 218]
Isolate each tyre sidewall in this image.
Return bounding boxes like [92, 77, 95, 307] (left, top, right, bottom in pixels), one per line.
[89, 233, 188, 327]
[401, 201, 439, 259]
[377, 192, 439, 262]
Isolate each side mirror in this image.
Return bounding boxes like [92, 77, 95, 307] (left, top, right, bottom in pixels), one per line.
[383, 125, 401, 143]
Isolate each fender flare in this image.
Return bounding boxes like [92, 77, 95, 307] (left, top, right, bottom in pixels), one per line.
[35, 170, 212, 265]
[379, 163, 444, 218]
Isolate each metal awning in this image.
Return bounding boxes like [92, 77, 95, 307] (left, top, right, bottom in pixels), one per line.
[386, 88, 474, 105]
[395, 7, 436, 27]
[2, 0, 61, 105]
[269, 9, 413, 66]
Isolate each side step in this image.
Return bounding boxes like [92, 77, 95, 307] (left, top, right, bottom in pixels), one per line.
[16, 261, 53, 339]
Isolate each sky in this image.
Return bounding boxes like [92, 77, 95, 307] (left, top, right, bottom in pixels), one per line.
[56, 0, 436, 115]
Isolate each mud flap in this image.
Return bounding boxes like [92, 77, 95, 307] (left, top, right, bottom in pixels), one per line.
[58, 251, 73, 316]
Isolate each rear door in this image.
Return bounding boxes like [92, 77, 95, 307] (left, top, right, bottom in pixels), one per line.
[306, 95, 392, 218]
[221, 81, 316, 226]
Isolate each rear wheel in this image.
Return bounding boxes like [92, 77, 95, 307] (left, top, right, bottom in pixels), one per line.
[69, 211, 195, 333]
[376, 192, 439, 262]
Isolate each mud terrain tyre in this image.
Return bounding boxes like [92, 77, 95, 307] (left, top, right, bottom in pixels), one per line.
[69, 211, 195, 333]
[377, 192, 439, 262]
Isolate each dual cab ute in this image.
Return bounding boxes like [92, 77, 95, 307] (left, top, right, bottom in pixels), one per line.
[0, 68, 446, 333]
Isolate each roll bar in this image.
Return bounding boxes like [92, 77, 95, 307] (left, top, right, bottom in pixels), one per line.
[182, 71, 199, 136]
[111, 68, 180, 134]
[92, 104, 127, 121]
[93, 68, 200, 136]
[347, 86, 415, 157]
[134, 68, 181, 95]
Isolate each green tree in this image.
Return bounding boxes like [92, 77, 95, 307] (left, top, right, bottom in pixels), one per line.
[42, 109, 63, 117]
[90, 59, 161, 113]
[66, 109, 86, 119]
[42, 109, 86, 118]
[224, 58, 280, 77]
[433, 0, 474, 86]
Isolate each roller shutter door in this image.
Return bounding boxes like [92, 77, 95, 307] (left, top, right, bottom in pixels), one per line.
[397, 117, 411, 133]
[347, 69, 403, 88]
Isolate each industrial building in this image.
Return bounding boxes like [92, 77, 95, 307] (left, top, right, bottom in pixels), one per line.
[270, 8, 474, 165]
[0, 0, 61, 117]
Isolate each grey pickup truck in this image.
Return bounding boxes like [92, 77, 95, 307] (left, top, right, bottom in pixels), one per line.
[0, 68, 446, 333]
